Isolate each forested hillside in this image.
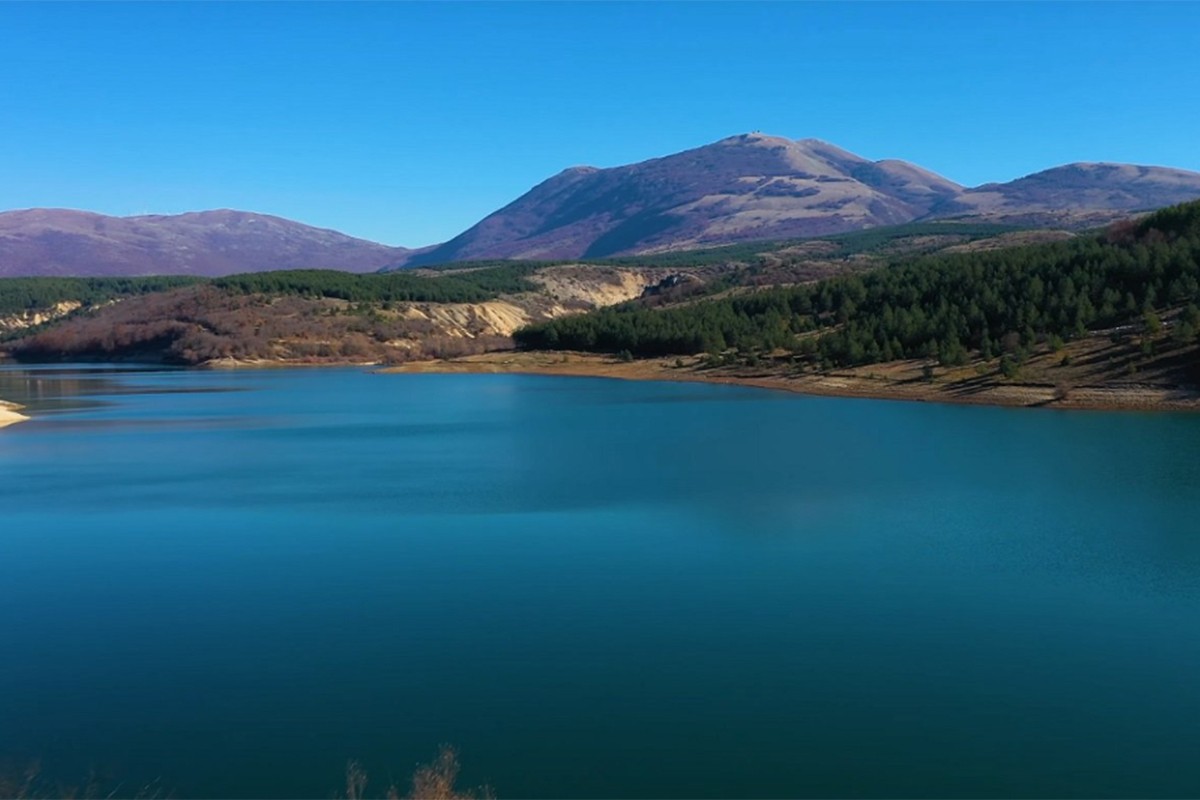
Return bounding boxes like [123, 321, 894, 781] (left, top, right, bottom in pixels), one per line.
[515, 200, 1200, 369]
[0, 266, 541, 319]
[0, 276, 203, 315]
[211, 266, 540, 303]
[1, 264, 641, 365]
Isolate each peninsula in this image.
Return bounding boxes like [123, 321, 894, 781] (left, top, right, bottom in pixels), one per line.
[0, 399, 28, 428]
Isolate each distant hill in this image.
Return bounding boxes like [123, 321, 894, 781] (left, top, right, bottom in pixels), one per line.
[403, 133, 1200, 266]
[7, 136, 1200, 277]
[0, 209, 415, 277]
[940, 162, 1200, 226]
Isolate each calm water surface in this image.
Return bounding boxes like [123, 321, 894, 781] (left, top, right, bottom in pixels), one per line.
[1, 365, 1198, 798]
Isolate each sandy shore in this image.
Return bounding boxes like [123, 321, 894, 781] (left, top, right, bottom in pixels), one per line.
[14, 346, 1193, 416]
[380, 351, 1200, 413]
[201, 357, 381, 370]
[0, 399, 30, 429]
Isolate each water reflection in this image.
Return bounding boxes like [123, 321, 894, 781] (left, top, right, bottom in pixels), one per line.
[0, 363, 244, 415]
[1, 366, 1199, 799]
[0, 365, 120, 412]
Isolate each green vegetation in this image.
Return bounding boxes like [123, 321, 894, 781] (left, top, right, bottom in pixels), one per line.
[409, 259, 567, 273]
[0, 222, 1058, 321]
[404, 221, 1020, 271]
[2, 265, 548, 363]
[8, 206, 1197, 375]
[0, 265, 541, 320]
[596, 240, 786, 268]
[515, 200, 1200, 368]
[0, 276, 202, 315]
[818, 221, 1018, 256]
[595, 221, 1016, 268]
[213, 266, 540, 303]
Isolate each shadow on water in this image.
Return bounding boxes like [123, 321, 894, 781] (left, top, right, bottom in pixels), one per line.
[0, 363, 246, 417]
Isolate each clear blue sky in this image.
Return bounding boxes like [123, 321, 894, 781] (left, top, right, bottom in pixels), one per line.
[2, 2, 1197, 247]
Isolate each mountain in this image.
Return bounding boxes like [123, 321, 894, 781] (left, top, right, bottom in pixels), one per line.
[407, 134, 965, 265]
[404, 133, 1200, 266]
[941, 163, 1200, 225]
[8, 137, 1200, 277]
[0, 209, 414, 277]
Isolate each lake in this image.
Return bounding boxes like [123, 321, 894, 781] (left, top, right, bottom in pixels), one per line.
[1, 364, 1198, 798]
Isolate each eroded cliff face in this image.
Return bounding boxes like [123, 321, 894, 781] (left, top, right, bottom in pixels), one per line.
[391, 267, 651, 339]
[530, 267, 652, 309]
[0, 300, 83, 334]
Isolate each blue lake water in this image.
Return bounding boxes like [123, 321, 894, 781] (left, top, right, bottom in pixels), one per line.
[1, 364, 1199, 798]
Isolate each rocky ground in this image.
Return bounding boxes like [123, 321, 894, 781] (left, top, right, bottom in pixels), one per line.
[381, 333, 1200, 413]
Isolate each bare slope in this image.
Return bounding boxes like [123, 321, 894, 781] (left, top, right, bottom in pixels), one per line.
[0, 209, 413, 277]
[407, 134, 965, 264]
[405, 134, 1200, 265]
[940, 162, 1200, 226]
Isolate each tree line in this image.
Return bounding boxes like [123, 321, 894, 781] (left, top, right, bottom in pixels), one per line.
[0, 264, 543, 317]
[514, 200, 1200, 367]
[211, 266, 540, 303]
[0, 276, 202, 315]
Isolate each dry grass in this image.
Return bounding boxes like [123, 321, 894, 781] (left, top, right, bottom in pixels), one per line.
[1, 746, 489, 800]
[382, 334, 1200, 413]
[0, 760, 169, 800]
[342, 746, 492, 800]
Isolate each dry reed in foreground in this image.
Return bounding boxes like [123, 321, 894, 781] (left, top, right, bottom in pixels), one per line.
[343, 746, 492, 800]
[0, 746, 490, 800]
[0, 760, 168, 799]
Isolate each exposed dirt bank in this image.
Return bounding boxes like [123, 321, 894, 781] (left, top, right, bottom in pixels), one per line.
[380, 350, 1200, 413]
[0, 300, 83, 335]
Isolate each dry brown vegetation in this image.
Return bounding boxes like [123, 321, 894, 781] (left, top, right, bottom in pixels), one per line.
[342, 746, 491, 800]
[0, 747, 489, 800]
[2, 266, 657, 367]
[0, 760, 169, 800]
[4, 286, 516, 366]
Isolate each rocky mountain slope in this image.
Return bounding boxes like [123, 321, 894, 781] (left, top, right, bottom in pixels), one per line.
[0, 208, 414, 277]
[942, 163, 1200, 226]
[405, 133, 1200, 265]
[5, 135, 1198, 277]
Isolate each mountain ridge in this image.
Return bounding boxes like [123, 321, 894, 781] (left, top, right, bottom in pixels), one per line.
[3, 133, 1200, 277]
[403, 133, 1200, 266]
[0, 208, 417, 277]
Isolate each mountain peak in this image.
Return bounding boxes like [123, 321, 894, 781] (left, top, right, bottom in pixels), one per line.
[407, 137, 1200, 266]
[409, 135, 947, 264]
[713, 133, 840, 151]
[716, 132, 793, 146]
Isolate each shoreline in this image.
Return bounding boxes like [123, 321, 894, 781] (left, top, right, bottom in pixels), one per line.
[379, 351, 1200, 413]
[6, 349, 1197, 414]
[0, 399, 30, 429]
